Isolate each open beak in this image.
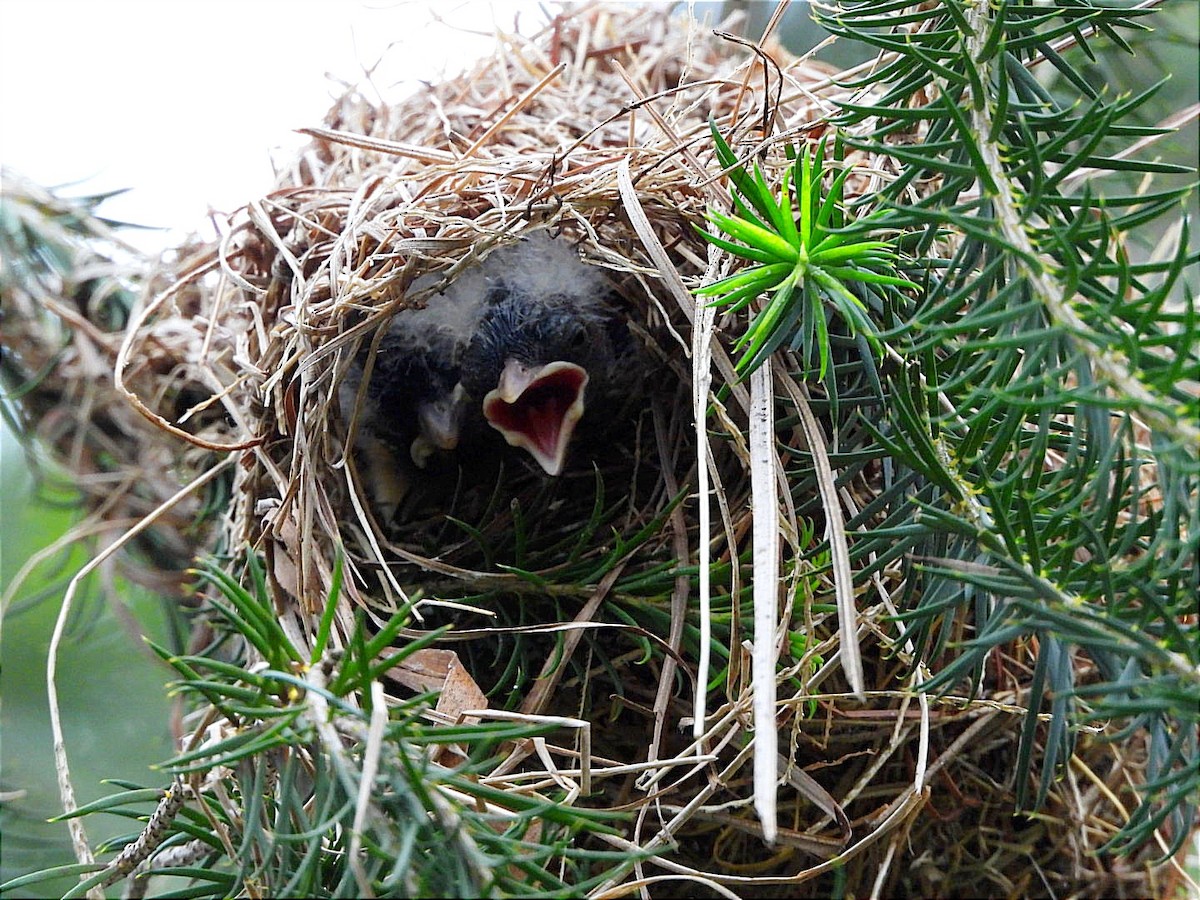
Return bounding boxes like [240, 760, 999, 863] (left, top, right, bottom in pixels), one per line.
[483, 359, 588, 475]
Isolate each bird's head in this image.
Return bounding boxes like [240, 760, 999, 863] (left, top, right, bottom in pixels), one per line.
[460, 287, 613, 476]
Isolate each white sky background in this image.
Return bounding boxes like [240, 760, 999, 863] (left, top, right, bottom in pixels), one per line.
[0, 0, 550, 253]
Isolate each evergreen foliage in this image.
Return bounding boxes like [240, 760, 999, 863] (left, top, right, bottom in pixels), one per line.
[810, 0, 1198, 858]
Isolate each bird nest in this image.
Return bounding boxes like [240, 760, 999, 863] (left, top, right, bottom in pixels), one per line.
[122, 4, 821, 704]
[3, 3, 1177, 898]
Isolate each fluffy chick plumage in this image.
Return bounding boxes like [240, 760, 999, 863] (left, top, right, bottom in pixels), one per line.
[342, 232, 633, 519]
[339, 322, 466, 520]
[458, 236, 627, 475]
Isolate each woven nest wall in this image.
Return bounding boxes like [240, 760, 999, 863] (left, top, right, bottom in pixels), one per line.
[119, 5, 849, 663]
[4, 4, 1174, 898]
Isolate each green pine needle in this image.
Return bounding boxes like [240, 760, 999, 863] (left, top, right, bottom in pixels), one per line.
[695, 119, 917, 381]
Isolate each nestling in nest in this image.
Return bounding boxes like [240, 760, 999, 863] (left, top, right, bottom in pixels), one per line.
[338, 231, 673, 527]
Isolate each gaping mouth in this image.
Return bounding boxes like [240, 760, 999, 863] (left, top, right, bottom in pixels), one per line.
[482, 360, 589, 476]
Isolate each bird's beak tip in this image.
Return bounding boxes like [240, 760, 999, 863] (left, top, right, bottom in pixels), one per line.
[413, 384, 468, 467]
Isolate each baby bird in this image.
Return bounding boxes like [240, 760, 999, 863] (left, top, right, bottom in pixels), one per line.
[339, 286, 486, 519]
[352, 325, 467, 467]
[459, 237, 625, 476]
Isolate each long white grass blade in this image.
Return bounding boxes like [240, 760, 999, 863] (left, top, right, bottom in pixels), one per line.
[692, 251, 718, 739]
[749, 360, 779, 845]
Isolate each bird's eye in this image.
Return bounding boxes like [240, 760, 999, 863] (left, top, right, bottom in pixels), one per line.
[568, 324, 587, 347]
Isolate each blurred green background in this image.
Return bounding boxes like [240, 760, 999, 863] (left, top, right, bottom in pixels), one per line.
[1, 420, 174, 898]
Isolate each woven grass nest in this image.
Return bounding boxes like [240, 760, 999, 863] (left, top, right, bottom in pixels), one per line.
[3, 3, 1181, 898]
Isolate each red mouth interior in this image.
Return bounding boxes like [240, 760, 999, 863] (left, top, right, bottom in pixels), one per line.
[485, 366, 587, 460]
